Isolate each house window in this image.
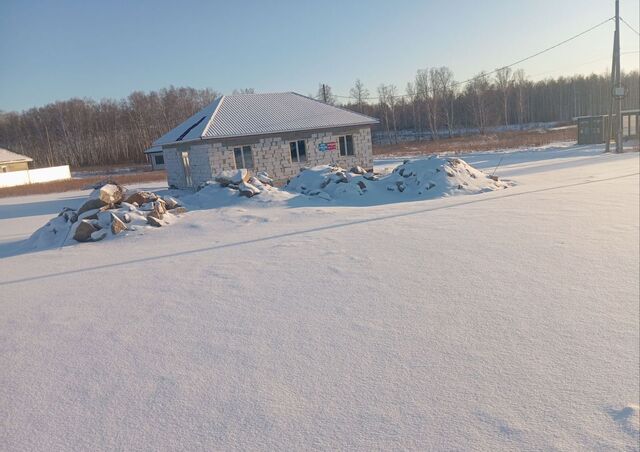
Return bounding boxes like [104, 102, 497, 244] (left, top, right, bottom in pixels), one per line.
[289, 140, 307, 163]
[338, 135, 354, 156]
[234, 145, 253, 169]
[154, 154, 164, 165]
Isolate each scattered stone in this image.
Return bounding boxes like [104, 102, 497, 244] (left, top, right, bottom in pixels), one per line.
[488, 175, 499, 181]
[147, 215, 163, 227]
[350, 166, 366, 175]
[110, 213, 127, 234]
[153, 200, 167, 215]
[78, 198, 107, 215]
[396, 181, 406, 192]
[162, 196, 180, 210]
[357, 181, 367, 191]
[113, 211, 131, 223]
[79, 209, 100, 221]
[256, 171, 273, 185]
[238, 182, 261, 198]
[58, 207, 78, 223]
[73, 220, 98, 242]
[334, 171, 349, 183]
[91, 229, 108, 241]
[148, 209, 163, 221]
[120, 202, 137, 211]
[168, 206, 187, 215]
[363, 172, 378, 181]
[215, 169, 250, 186]
[125, 191, 157, 206]
[98, 183, 125, 205]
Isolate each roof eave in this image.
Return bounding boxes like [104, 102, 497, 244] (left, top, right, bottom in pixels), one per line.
[158, 121, 379, 147]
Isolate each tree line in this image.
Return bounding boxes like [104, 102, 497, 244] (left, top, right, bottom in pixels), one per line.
[325, 68, 639, 142]
[0, 70, 638, 168]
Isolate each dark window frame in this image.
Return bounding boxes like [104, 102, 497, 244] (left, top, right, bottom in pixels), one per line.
[289, 140, 307, 163]
[154, 154, 164, 165]
[338, 135, 355, 156]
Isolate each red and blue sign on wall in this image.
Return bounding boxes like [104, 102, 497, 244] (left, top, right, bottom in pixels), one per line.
[318, 142, 337, 152]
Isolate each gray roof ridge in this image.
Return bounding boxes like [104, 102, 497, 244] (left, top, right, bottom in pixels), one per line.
[289, 92, 379, 123]
[201, 95, 226, 139]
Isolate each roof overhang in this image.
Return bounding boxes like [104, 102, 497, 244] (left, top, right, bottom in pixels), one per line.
[157, 122, 379, 148]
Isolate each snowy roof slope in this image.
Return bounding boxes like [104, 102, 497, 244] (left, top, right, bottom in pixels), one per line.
[153, 92, 379, 146]
[0, 147, 33, 164]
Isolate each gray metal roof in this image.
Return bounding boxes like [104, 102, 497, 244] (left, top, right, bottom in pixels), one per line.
[0, 147, 33, 164]
[143, 145, 163, 154]
[153, 92, 378, 146]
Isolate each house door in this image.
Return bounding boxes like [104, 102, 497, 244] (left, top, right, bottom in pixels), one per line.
[181, 151, 193, 187]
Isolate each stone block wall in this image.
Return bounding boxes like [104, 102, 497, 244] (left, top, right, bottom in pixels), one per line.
[163, 127, 374, 189]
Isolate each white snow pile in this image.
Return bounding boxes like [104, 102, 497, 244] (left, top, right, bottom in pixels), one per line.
[25, 182, 187, 251]
[285, 156, 509, 202]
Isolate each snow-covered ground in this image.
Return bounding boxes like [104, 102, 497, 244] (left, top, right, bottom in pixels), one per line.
[1, 144, 638, 450]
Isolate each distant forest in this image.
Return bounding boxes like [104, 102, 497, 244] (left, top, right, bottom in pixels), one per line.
[0, 69, 638, 168]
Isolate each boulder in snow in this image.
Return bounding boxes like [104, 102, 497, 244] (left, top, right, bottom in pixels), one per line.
[215, 169, 250, 186]
[238, 182, 261, 198]
[125, 191, 157, 206]
[73, 220, 98, 242]
[110, 213, 127, 235]
[97, 183, 125, 205]
[147, 215, 163, 227]
[162, 196, 181, 210]
[78, 198, 107, 215]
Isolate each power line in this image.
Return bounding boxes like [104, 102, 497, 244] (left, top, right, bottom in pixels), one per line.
[620, 17, 639, 36]
[335, 16, 615, 101]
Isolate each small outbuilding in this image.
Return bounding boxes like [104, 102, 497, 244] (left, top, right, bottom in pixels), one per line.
[0, 147, 33, 173]
[152, 92, 379, 189]
[575, 109, 639, 145]
[144, 145, 165, 170]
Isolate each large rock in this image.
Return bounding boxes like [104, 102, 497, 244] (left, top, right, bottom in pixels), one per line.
[113, 211, 131, 223]
[73, 220, 98, 242]
[350, 166, 366, 175]
[238, 181, 261, 198]
[256, 171, 273, 186]
[162, 196, 181, 210]
[125, 191, 157, 206]
[98, 183, 125, 205]
[110, 213, 127, 234]
[155, 199, 167, 214]
[77, 198, 107, 215]
[58, 207, 78, 223]
[148, 203, 164, 221]
[215, 169, 250, 186]
[147, 215, 163, 227]
[91, 229, 108, 241]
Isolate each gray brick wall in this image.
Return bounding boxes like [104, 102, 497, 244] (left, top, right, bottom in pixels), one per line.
[163, 127, 373, 189]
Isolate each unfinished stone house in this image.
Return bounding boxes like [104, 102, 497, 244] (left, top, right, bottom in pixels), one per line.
[152, 92, 379, 189]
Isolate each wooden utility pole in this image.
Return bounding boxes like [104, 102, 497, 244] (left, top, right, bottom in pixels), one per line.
[322, 84, 328, 103]
[606, 0, 624, 153]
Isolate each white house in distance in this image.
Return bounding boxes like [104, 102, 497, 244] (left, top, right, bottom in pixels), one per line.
[0, 147, 33, 173]
[152, 92, 379, 189]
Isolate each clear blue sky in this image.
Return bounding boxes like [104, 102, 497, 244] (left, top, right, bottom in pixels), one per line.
[1, 0, 638, 112]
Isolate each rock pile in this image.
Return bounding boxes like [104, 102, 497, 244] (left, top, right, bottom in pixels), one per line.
[29, 183, 188, 247]
[285, 156, 509, 202]
[199, 169, 274, 197]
